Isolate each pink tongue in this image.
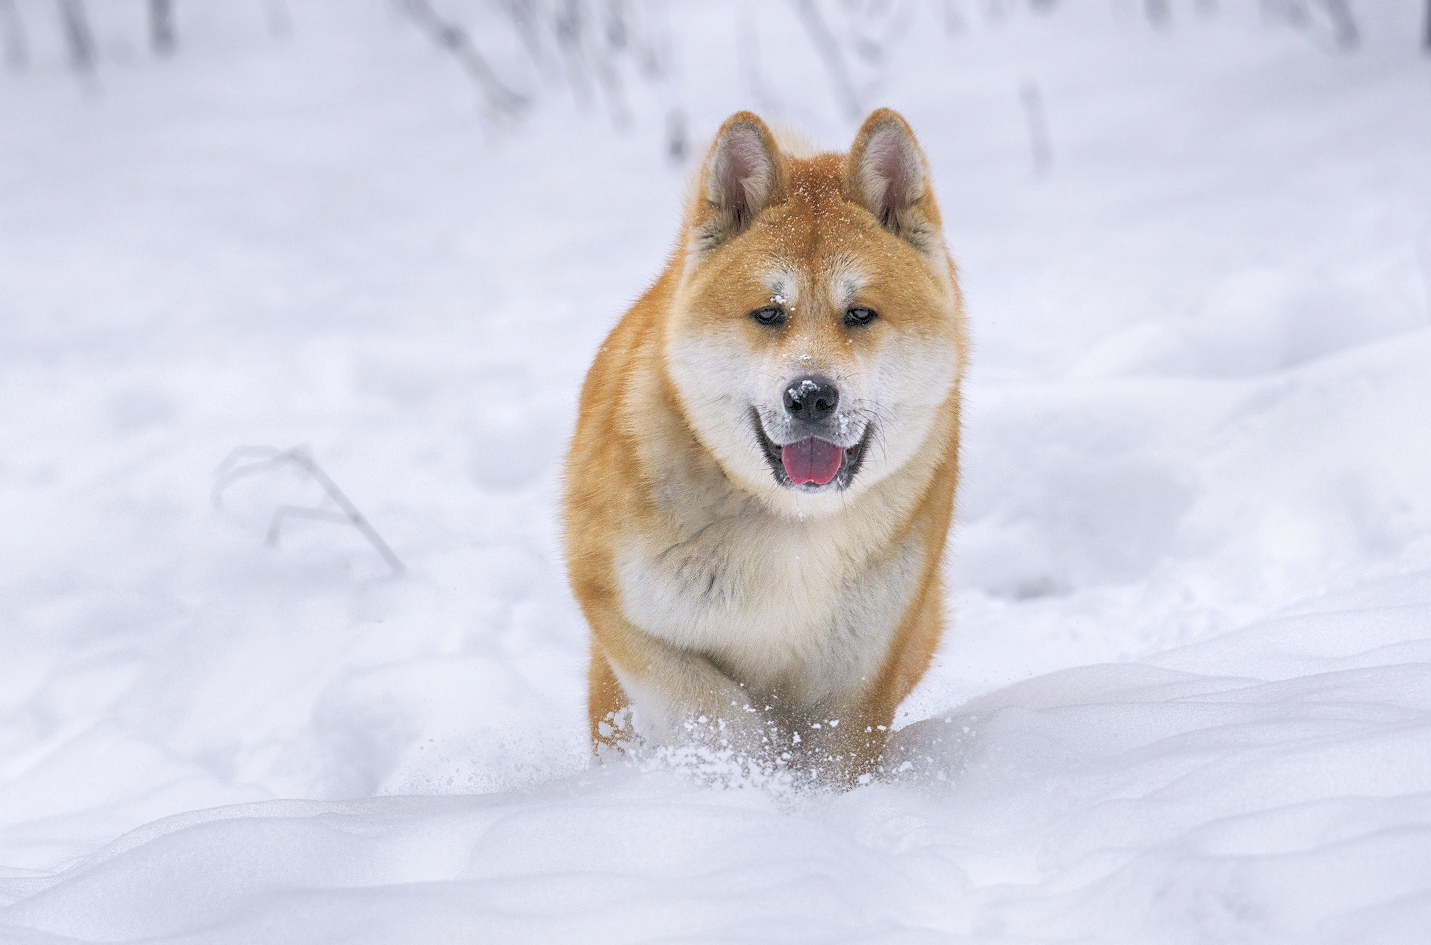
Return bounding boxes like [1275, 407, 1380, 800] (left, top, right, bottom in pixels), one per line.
[781, 438, 845, 485]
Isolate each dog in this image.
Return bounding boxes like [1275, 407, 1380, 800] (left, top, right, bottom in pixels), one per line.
[562, 108, 967, 779]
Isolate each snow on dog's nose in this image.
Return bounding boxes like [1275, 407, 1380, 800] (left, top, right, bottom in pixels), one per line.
[783, 375, 840, 420]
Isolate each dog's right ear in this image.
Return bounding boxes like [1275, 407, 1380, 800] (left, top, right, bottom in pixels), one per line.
[689, 112, 784, 260]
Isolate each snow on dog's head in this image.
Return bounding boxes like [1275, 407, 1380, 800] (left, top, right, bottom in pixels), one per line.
[666, 110, 968, 517]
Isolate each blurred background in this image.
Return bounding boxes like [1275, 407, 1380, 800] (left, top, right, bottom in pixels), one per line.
[2, 0, 1430, 904]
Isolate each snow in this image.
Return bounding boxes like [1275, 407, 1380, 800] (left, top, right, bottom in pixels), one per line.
[3, 1, 1431, 942]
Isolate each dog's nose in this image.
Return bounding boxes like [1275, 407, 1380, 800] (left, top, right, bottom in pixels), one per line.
[783, 375, 839, 420]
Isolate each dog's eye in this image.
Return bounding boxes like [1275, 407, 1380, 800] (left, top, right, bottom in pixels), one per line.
[750, 306, 786, 327]
[844, 306, 878, 327]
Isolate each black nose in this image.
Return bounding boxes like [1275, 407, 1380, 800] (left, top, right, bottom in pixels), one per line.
[783, 375, 839, 420]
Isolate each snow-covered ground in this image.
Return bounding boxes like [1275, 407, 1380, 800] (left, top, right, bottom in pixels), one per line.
[3, 1, 1431, 941]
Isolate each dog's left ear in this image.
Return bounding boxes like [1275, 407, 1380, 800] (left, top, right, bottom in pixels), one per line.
[845, 109, 939, 251]
[689, 112, 785, 262]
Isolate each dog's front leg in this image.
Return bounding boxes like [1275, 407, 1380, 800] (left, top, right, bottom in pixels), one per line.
[588, 612, 778, 755]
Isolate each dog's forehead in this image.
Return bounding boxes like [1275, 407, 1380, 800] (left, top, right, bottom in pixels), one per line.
[754, 162, 874, 312]
[758, 255, 868, 311]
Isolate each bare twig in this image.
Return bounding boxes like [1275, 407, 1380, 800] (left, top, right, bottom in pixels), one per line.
[1267, 0, 1360, 52]
[495, 0, 555, 78]
[666, 106, 688, 162]
[266, 507, 353, 545]
[792, 0, 862, 120]
[1416, 227, 1431, 321]
[265, 0, 290, 38]
[397, 0, 528, 120]
[214, 446, 405, 575]
[632, 0, 675, 79]
[150, 0, 174, 55]
[1019, 79, 1053, 175]
[739, 9, 787, 119]
[553, 0, 593, 105]
[605, 0, 627, 50]
[1319, 0, 1358, 49]
[940, 0, 968, 35]
[594, 2, 632, 127]
[0, 0, 26, 70]
[57, 0, 94, 73]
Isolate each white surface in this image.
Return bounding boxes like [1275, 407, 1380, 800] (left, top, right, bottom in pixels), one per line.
[2, 2, 1430, 941]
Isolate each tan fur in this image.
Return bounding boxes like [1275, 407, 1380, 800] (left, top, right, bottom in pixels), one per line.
[562, 109, 968, 780]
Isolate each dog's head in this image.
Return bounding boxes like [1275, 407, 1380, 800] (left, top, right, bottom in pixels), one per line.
[666, 109, 967, 517]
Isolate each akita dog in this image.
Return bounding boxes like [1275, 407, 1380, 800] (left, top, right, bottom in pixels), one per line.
[563, 108, 967, 777]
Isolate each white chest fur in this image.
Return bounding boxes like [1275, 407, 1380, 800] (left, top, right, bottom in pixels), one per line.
[616, 508, 925, 714]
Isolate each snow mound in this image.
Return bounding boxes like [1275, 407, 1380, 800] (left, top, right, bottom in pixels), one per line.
[3, 577, 1429, 943]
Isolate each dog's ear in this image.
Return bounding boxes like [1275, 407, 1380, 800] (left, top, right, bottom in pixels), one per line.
[845, 109, 939, 252]
[690, 112, 784, 259]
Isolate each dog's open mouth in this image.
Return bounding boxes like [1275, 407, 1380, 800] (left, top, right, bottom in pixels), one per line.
[753, 411, 871, 491]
